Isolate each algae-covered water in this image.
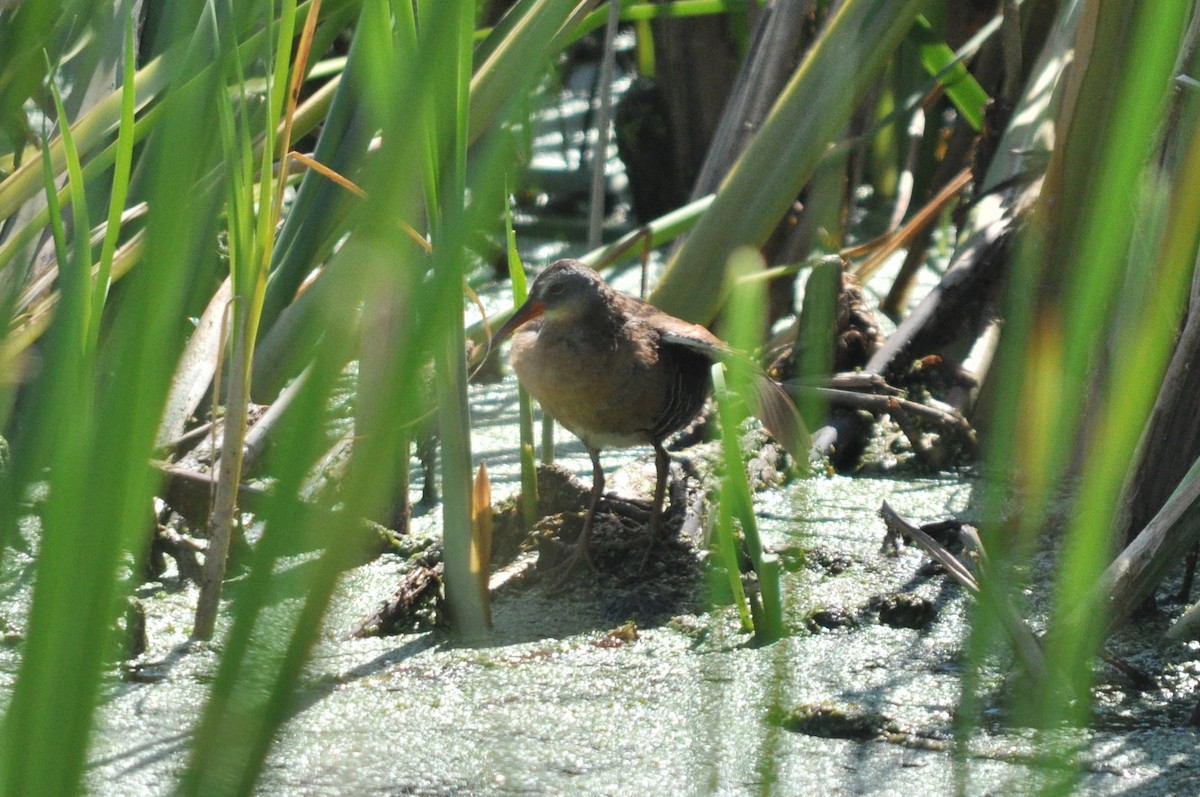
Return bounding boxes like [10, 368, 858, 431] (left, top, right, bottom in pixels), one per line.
[55, 375, 1200, 795]
[7, 46, 1199, 797]
[3, 258, 1196, 795]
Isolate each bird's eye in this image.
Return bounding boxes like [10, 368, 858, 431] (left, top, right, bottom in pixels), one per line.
[547, 283, 566, 296]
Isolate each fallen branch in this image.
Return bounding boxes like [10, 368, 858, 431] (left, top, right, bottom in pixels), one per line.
[157, 463, 398, 561]
[1097, 453, 1200, 635]
[879, 501, 979, 590]
[881, 502, 1155, 690]
[808, 219, 1008, 464]
[351, 561, 444, 638]
[800, 385, 975, 441]
[879, 501, 1044, 680]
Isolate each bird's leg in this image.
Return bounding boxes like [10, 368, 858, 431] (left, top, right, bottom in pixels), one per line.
[578, 447, 606, 557]
[649, 441, 670, 539]
[637, 442, 672, 573]
[545, 448, 603, 590]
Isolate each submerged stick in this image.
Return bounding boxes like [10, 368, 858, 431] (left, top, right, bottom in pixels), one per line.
[879, 501, 1044, 679]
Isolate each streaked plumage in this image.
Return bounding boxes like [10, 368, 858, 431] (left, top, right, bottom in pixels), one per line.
[491, 259, 807, 580]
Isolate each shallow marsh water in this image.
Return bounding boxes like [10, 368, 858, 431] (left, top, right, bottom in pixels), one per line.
[6, 44, 1200, 797]
[43, 371, 1199, 795]
[4, 260, 1198, 794]
[3, 250, 1197, 797]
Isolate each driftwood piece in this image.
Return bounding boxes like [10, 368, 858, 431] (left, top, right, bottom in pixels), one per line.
[882, 503, 1157, 690]
[148, 521, 206, 582]
[1097, 455, 1200, 635]
[879, 502, 979, 590]
[685, 0, 811, 201]
[801, 386, 975, 444]
[785, 376, 977, 471]
[160, 366, 308, 480]
[1168, 585, 1200, 641]
[158, 463, 398, 561]
[240, 366, 311, 474]
[865, 217, 1011, 386]
[351, 562, 444, 638]
[810, 217, 1009, 463]
[1113, 259, 1200, 550]
[159, 464, 266, 528]
[879, 501, 1045, 680]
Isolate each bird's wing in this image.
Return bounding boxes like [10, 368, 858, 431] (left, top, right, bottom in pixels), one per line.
[656, 324, 729, 359]
[659, 321, 810, 465]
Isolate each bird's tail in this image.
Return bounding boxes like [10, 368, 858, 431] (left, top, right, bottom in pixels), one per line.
[747, 370, 811, 468]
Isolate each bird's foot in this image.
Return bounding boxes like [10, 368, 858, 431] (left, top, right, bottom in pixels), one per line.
[601, 494, 651, 523]
[634, 534, 658, 577]
[538, 539, 595, 593]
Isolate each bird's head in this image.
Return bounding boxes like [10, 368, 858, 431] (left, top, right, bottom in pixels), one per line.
[490, 259, 610, 346]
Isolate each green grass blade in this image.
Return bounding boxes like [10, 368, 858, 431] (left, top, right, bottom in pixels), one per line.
[89, 8, 139, 357]
[44, 56, 94, 353]
[0, 2, 228, 793]
[195, 0, 301, 641]
[716, 247, 785, 643]
[255, 11, 380, 350]
[184, 0, 529, 784]
[0, 54, 169, 224]
[431, 0, 490, 640]
[710, 363, 755, 633]
[505, 184, 539, 529]
[650, 0, 926, 324]
[469, 0, 584, 144]
[908, 14, 988, 132]
[1038, 0, 1194, 738]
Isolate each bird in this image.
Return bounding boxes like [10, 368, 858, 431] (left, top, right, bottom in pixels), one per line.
[490, 258, 807, 580]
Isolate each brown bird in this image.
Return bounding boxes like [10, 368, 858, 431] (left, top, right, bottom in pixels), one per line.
[491, 259, 807, 578]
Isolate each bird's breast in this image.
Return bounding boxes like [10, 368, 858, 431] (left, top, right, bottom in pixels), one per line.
[508, 322, 672, 449]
